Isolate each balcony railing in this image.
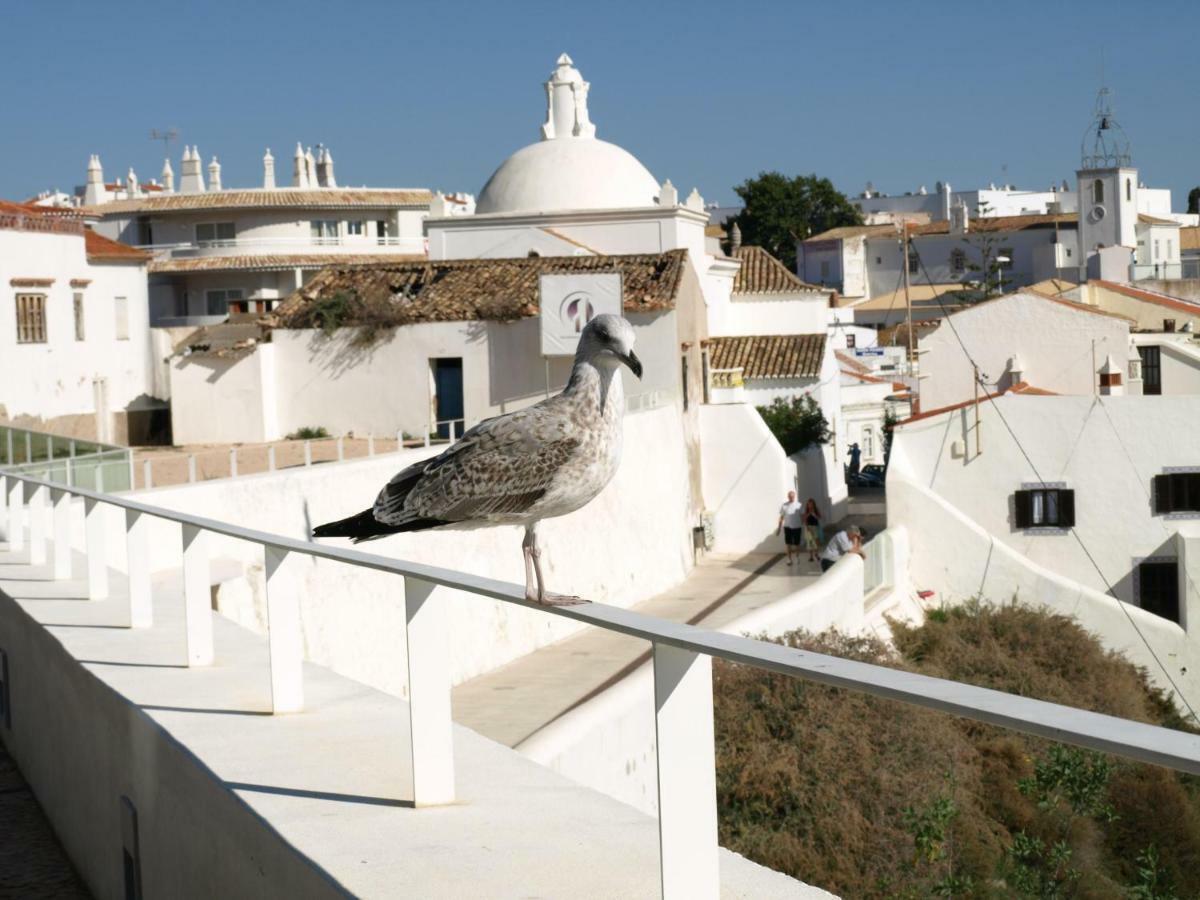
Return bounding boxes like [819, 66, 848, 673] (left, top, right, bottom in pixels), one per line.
[134, 235, 422, 258]
[1, 468, 1198, 898]
[1130, 260, 1200, 281]
[0, 425, 132, 492]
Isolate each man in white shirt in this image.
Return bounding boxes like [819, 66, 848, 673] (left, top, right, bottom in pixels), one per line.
[776, 491, 804, 567]
[819, 525, 864, 573]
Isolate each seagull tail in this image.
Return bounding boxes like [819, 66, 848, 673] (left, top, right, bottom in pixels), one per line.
[312, 507, 448, 544]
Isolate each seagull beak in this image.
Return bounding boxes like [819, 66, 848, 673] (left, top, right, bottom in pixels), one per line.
[621, 350, 643, 380]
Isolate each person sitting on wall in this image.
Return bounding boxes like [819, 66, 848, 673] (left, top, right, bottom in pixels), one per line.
[776, 490, 805, 568]
[819, 524, 864, 573]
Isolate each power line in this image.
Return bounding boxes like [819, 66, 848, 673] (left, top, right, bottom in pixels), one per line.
[908, 248, 1198, 724]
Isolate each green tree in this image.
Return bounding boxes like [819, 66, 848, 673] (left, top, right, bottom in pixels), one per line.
[1187, 187, 1200, 215]
[756, 394, 831, 455]
[953, 202, 1011, 302]
[731, 172, 862, 270]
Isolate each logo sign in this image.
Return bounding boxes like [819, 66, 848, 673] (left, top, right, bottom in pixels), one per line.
[539, 272, 623, 356]
[854, 347, 886, 357]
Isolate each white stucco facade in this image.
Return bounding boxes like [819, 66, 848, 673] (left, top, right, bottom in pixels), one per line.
[918, 292, 1134, 410]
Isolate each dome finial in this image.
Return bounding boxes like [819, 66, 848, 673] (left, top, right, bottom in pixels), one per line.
[557, 52, 573, 66]
[541, 52, 595, 141]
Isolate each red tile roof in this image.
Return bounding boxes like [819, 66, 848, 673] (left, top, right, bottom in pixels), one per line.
[732, 245, 824, 294]
[895, 381, 1054, 426]
[84, 229, 151, 263]
[707, 333, 827, 379]
[1089, 280, 1200, 316]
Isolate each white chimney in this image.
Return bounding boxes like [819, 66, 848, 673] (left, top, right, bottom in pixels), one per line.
[658, 179, 678, 207]
[305, 147, 318, 189]
[320, 147, 336, 188]
[950, 200, 969, 236]
[262, 148, 275, 189]
[685, 188, 704, 211]
[940, 181, 952, 221]
[127, 167, 140, 197]
[292, 142, 307, 188]
[84, 154, 105, 205]
[1099, 354, 1124, 395]
[179, 146, 206, 193]
[1008, 352, 1025, 385]
[207, 156, 222, 191]
[161, 157, 175, 193]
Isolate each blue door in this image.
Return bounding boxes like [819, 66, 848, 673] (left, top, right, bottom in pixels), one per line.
[432, 358, 464, 439]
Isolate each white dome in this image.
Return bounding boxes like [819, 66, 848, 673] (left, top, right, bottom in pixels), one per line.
[477, 137, 660, 215]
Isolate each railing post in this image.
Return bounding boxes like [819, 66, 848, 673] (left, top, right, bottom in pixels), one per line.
[403, 576, 455, 805]
[395, 430, 403, 451]
[50, 487, 73, 580]
[367, 434, 375, 457]
[5, 477, 24, 551]
[69, 439, 76, 458]
[188, 455, 197, 484]
[125, 509, 152, 627]
[143, 459, 152, 490]
[337, 436, 344, 461]
[181, 524, 213, 666]
[304, 441, 312, 467]
[229, 447, 238, 478]
[25, 431, 32, 464]
[5, 429, 12, 466]
[268, 446, 276, 472]
[653, 643, 719, 900]
[66, 456, 75, 487]
[84, 496, 108, 600]
[27, 482, 48, 565]
[264, 547, 303, 713]
[127, 455, 134, 490]
[424, 431, 430, 448]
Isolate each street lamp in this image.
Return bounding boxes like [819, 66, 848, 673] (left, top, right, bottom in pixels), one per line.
[993, 255, 1011, 295]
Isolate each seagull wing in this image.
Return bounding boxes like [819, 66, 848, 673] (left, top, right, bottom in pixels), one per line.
[372, 402, 580, 526]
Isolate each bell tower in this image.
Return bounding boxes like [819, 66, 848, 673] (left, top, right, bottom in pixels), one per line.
[1076, 87, 1137, 276]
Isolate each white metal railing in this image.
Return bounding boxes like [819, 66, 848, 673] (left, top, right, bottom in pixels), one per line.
[1, 469, 1199, 899]
[862, 530, 893, 595]
[1130, 260, 1200, 282]
[134, 236, 424, 257]
[0, 425, 132, 492]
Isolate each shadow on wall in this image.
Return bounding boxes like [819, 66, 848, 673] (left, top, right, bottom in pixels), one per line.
[124, 394, 172, 446]
[305, 326, 392, 380]
[1109, 533, 1176, 611]
[487, 320, 572, 410]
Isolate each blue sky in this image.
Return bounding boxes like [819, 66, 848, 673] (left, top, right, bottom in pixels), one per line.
[3, 0, 1198, 207]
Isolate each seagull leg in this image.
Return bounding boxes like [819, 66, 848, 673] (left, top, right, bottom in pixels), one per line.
[522, 525, 538, 604]
[526, 522, 588, 607]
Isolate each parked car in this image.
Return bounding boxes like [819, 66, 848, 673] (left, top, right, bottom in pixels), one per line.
[846, 463, 886, 488]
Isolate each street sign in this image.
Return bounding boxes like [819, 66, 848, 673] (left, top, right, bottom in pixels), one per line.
[854, 347, 886, 357]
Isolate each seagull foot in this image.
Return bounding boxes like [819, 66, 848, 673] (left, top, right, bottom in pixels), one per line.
[538, 593, 590, 607]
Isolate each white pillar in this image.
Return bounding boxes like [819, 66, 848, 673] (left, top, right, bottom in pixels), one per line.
[403, 576, 455, 805]
[125, 509, 152, 627]
[653, 643, 719, 900]
[84, 496, 108, 600]
[367, 434, 375, 457]
[264, 547, 303, 713]
[143, 459, 152, 490]
[5, 429, 13, 465]
[50, 487, 73, 580]
[229, 448, 238, 477]
[181, 524, 213, 666]
[304, 441, 312, 467]
[188, 455, 197, 483]
[268, 446, 276, 472]
[6, 477, 25, 551]
[27, 482, 48, 565]
[337, 437, 344, 462]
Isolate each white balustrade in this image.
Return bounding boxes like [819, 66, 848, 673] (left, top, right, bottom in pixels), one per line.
[84, 496, 108, 600]
[404, 576, 455, 805]
[125, 509, 152, 628]
[143, 459, 153, 490]
[6, 477, 24, 551]
[27, 482, 47, 565]
[230, 448, 238, 477]
[181, 524, 214, 666]
[304, 441, 312, 467]
[264, 547, 303, 713]
[188, 455, 198, 483]
[50, 487, 72, 580]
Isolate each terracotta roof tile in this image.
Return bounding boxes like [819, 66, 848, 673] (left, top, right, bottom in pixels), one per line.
[149, 253, 423, 274]
[805, 224, 897, 242]
[84, 229, 151, 263]
[907, 212, 1077, 236]
[84, 188, 431, 216]
[895, 381, 1053, 426]
[1138, 213, 1178, 226]
[1090, 279, 1200, 316]
[269, 250, 688, 328]
[732, 245, 824, 294]
[707, 333, 826, 379]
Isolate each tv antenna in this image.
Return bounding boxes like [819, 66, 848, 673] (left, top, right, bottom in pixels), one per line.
[149, 128, 180, 158]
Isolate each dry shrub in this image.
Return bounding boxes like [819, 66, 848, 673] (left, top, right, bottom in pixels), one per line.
[713, 602, 1200, 899]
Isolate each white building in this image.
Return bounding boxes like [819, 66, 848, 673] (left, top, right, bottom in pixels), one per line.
[79, 146, 460, 326]
[888, 394, 1200, 702]
[0, 201, 161, 442]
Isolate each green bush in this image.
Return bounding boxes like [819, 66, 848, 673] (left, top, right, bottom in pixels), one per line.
[286, 426, 329, 440]
[713, 603, 1200, 898]
[755, 394, 831, 456]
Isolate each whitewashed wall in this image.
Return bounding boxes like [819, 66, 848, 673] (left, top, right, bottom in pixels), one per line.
[169, 345, 278, 444]
[889, 394, 1200, 629]
[919, 292, 1131, 409]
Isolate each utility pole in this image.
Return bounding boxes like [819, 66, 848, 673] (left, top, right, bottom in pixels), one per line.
[903, 225, 916, 395]
[973, 364, 982, 456]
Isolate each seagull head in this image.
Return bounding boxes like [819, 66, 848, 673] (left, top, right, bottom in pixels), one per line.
[579, 314, 642, 379]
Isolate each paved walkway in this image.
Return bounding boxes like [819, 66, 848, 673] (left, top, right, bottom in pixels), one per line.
[452, 551, 820, 747]
[0, 739, 90, 898]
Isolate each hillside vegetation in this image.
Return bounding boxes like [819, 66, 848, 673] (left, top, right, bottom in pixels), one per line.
[713, 602, 1200, 898]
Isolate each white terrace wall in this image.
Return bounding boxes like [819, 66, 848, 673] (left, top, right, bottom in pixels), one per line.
[698, 403, 792, 553]
[169, 345, 279, 444]
[518, 553, 869, 815]
[72, 403, 697, 696]
[918, 292, 1132, 410]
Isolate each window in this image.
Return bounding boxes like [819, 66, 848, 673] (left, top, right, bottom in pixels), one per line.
[1137, 560, 1179, 622]
[376, 220, 390, 243]
[862, 426, 874, 458]
[846, 334, 856, 349]
[1152, 472, 1200, 514]
[875, 256, 882, 265]
[998, 247, 1014, 270]
[195, 222, 235, 244]
[15, 294, 47, 343]
[1139, 346, 1161, 394]
[681, 355, 689, 411]
[114, 297, 129, 340]
[1155, 240, 1161, 260]
[1093, 179, 1104, 204]
[1164, 319, 1176, 333]
[1065, 247, 1072, 259]
[73, 292, 85, 341]
[820, 260, 830, 280]
[205, 288, 243, 316]
[950, 249, 966, 274]
[1014, 487, 1075, 528]
[1125, 178, 1132, 202]
[907, 245, 919, 275]
[346, 220, 365, 236]
[311, 220, 339, 242]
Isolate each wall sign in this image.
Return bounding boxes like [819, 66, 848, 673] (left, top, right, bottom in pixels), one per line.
[539, 272, 623, 357]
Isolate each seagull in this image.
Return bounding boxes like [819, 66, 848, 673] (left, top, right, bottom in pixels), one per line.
[312, 314, 643, 605]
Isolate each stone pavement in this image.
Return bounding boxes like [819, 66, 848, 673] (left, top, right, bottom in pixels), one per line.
[0, 739, 90, 898]
[452, 551, 820, 747]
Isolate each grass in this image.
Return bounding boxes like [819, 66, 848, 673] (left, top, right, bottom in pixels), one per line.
[713, 601, 1200, 898]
